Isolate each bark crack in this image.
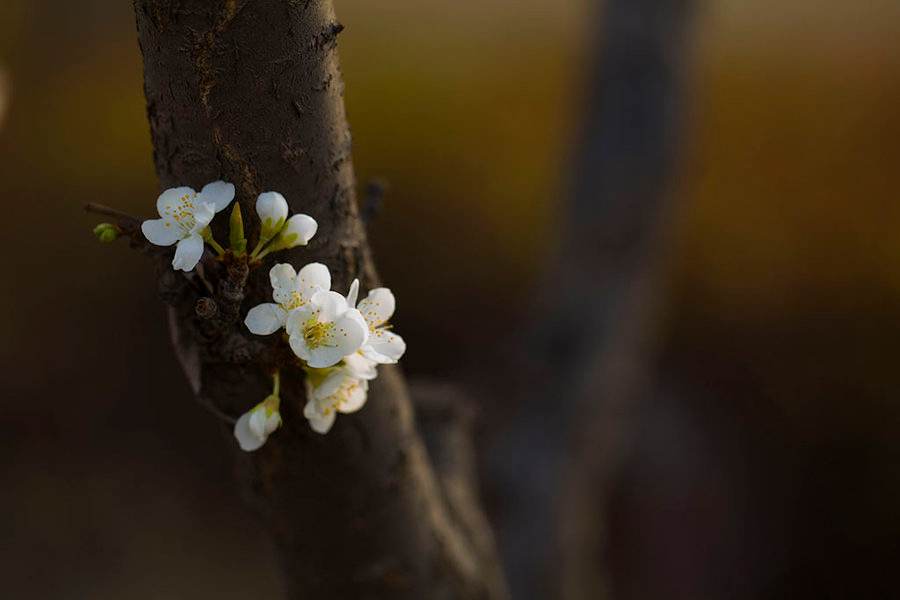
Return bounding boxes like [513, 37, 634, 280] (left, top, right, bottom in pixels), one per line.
[195, 0, 247, 115]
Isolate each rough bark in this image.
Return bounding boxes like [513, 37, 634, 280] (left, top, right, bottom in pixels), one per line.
[489, 0, 695, 597]
[132, 1, 506, 598]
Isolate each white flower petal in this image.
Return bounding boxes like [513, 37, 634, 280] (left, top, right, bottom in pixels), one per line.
[234, 412, 266, 452]
[280, 214, 318, 247]
[244, 303, 287, 335]
[343, 352, 378, 380]
[297, 263, 331, 300]
[256, 192, 289, 233]
[346, 279, 359, 308]
[306, 311, 368, 368]
[357, 288, 396, 328]
[191, 201, 216, 233]
[304, 399, 336, 434]
[269, 263, 298, 305]
[306, 345, 348, 369]
[362, 330, 407, 364]
[337, 378, 368, 414]
[288, 333, 313, 363]
[156, 186, 195, 217]
[345, 309, 369, 343]
[335, 311, 369, 350]
[172, 234, 204, 272]
[311, 290, 349, 321]
[248, 406, 281, 438]
[141, 218, 181, 246]
[266, 412, 282, 435]
[312, 370, 349, 401]
[248, 408, 269, 439]
[200, 180, 235, 213]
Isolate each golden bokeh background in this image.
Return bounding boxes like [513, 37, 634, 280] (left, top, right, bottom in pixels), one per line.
[2, 0, 899, 597]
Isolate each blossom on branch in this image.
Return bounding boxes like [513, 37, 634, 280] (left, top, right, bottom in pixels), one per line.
[250, 192, 318, 259]
[234, 392, 282, 451]
[141, 181, 234, 271]
[346, 279, 407, 364]
[242, 266, 407, 436]
[244, 262, 331, 335]
[286, 290, 368, 368]
[303, 362, 373, 434]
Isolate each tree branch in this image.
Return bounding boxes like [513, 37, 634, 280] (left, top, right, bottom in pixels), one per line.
[132, 1, 507, 597]
[489, 0, 696, 597]
[84, 202, 141, 224]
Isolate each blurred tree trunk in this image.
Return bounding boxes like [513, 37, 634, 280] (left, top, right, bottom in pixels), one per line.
[490, 0, 695, 597]
[132, 1, 506, 598]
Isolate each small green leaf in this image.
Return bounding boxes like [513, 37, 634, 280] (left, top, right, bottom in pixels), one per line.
[229, 203, 247, 255]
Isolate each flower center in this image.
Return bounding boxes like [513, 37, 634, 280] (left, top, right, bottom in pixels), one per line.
[164, 193, 199, 233]
[321, 380, 361, 416]
[303, 318, 334, 349]
[283, 291, 306, 310]
[339, 379, 362, 403]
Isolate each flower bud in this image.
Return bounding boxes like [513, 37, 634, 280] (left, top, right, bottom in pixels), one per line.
[229, 202, 247, 255]
[266, 214, 318, 253]
[234, 394, 282, 452]
[256, 192, 289, 240]
[93, 222, 119, 243]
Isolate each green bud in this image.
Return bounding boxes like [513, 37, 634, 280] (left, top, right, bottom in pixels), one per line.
[93, 222, 119, 243]
[229, 203, 247, 255]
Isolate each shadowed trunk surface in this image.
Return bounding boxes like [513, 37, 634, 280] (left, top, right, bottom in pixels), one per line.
[132, 1, 506, 598]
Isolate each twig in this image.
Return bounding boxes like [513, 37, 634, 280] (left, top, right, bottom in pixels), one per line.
[84, 202, 142, 225]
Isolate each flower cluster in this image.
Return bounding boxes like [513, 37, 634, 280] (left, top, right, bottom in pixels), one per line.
[140, 181, 316, 272]
[136, 181, 406, 452]
[245, 263, 405, 438]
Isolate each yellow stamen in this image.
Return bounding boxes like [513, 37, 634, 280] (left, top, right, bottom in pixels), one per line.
[303, 316, 334, 349]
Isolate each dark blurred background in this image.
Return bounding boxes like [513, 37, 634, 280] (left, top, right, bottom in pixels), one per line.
[2, 0, 900, 598]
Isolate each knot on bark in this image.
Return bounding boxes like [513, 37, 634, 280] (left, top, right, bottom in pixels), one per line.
[203, 258, 249, 329]
[195, 297, 219, 319]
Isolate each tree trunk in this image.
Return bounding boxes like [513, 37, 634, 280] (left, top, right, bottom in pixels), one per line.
[489, 0, 695, 597]
[132, 1, 506, 598]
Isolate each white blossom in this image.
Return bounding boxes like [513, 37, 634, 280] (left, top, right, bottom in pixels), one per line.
[286, 290, 368, 369]
[141, 181, 234, 271]
[244, 262, 331, 335]
[346, 279, 407, 364]
[233, 394, 282, 452]
[251, 192, 317, 258]
[303, 366, 370, 434]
